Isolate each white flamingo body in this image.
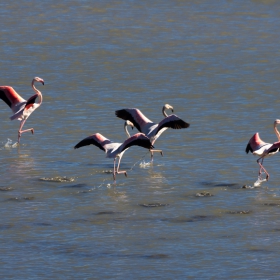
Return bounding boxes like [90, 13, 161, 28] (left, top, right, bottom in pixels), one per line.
[0, 77, 44, 143]
[74, 132, 153, 182]
[115, 104, 190, 160]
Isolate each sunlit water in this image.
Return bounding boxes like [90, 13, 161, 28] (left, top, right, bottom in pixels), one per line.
[1, 0, 280, 279]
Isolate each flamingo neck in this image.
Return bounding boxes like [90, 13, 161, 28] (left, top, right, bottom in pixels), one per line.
[124, 123, 131, 138]
[162, 106, 168, 117]
[162, 106, 169, 117]
[274, 122, 280, 142]
[32, 80, 43, 105]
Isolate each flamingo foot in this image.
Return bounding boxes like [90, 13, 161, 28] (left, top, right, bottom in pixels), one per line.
[116, 170, 127, 178]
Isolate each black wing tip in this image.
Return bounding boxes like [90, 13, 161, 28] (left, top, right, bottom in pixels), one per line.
[170, 119, 190, 129]
[245, 143, 252, 154]
[115, 109, 122, 116]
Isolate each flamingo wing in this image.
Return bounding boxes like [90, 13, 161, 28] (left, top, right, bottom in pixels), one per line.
[245, 133, 268, 154]
[115, 108, 152, 133]
[74, 133, 111, 151]
[0, 86, 26, 110]
[154, 114, 190, 136]
[117, 133, 154, 153]
[24, 93, 39, 109]
[0, 88, 12, 108]
[266, 141, 280, 155]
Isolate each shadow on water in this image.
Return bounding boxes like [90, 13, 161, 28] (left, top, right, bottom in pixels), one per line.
[95, 211, 122, 215]
[142, 254, 169, 259]
[0, 224, 13, 230]
[61, 183, 87, 188]
[139, 203, 169, 207]
[5, 196, 35, 202]
[247, 247, 273, 254]
[162, 215, 216, 223]
[200, 181, 241, 189]
[33, 222, 52, 227]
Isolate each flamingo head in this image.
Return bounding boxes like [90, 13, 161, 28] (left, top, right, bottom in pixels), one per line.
[164, 104, 174, 113]
[274, 119, 280, 126]
[32, 77, 44, 86]
[125, 120, 134, 129]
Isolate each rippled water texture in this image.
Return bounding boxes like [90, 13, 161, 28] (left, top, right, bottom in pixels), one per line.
[1, 0, 280, 278]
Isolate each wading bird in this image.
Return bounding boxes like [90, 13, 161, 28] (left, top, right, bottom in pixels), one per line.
[0, 77, 44, 143]
[246, 119, 280, 181]
[74, 125, 153, 182]
[116, 104, 190, 160]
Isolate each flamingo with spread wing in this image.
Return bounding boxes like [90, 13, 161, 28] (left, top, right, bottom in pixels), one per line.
[0, 77, 44, 143]
[116, 104, 190, 160]
[74, 124, 153, 182]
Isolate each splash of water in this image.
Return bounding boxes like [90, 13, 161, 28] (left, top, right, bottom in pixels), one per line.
[254, 176, 267, 187]
[139, 160, 152, 168]
[4, 138, 18, 148]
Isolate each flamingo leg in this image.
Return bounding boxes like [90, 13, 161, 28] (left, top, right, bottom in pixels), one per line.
[18, 119, 34, 143]
[257, 157, 263, 177]
[257, 156, 269, 180]
[116, 156, 127, 177]
[149, 149, 163, 161]
[113, 158, 117, 182]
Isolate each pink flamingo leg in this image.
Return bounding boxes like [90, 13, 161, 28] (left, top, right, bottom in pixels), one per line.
[113, 158, 117, 182]
[149, 149, 163, 161]
[18, 120, 34, 143]
[116, 156, 127, 177]
[257, 156, 269, 180]
[112, 157, 127, 183]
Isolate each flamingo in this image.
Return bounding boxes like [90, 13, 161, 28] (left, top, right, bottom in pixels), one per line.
[0, 77, 44, 143]
[246, 119, 280, 182]
[74, 124, 153, 182]
[115, 104, 190, 160]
